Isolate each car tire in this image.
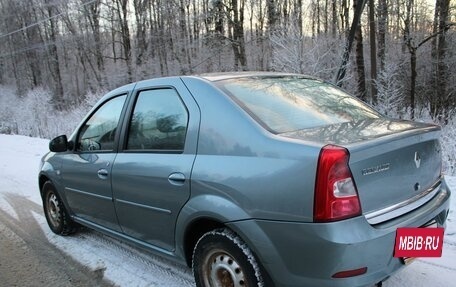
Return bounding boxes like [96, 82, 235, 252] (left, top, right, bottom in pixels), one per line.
[42, 181, 77, 235]
[192, 228, 264, 287]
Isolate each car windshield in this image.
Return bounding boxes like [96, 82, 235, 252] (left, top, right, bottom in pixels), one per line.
[216, 76, 381, 133]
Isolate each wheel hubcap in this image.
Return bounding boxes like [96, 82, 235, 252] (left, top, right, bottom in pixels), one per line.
[47, 193, 61, 227]
[203, 250, 246, 287]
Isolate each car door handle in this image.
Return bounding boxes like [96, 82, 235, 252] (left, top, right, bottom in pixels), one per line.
[97, 168, 109, 179]
[168, 172, 186, 185]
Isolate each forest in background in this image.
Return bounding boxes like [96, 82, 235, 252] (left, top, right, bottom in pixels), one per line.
[0, 0, 455, 172]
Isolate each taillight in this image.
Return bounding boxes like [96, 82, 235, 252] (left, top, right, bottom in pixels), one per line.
[314, 145, 361, 222]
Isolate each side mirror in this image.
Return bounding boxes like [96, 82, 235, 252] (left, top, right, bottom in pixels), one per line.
[49, 135, 69, 152]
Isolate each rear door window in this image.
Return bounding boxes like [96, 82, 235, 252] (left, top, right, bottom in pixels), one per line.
[126, 88, 188, 152]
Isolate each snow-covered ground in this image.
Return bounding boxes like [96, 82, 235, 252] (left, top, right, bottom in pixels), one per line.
[0, 134, 454, 286]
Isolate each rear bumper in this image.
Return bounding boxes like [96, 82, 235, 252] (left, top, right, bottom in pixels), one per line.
[227, 178, 451, 287]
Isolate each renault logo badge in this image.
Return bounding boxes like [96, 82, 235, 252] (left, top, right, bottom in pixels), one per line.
[414, 152, 421, 168]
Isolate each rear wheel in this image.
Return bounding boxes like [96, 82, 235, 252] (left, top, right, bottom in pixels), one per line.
[192, 228, 264, 287]
[42, 181, 77, 235]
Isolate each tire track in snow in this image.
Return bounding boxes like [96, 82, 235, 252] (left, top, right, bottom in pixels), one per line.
[413, 242, 456, 272]
[72, 229, 195, 286]
[414, 259, 456, 272]
[30, 200, 195, 286]
[0, 193, 113, 287]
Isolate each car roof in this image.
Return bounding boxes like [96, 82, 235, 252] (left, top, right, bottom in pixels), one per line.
[197, 71, 311, 82]
[104, 72, 318, 101]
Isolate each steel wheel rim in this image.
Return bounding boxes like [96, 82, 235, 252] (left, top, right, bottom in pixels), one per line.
[202, 249, 246, 287]
[46, 193, 61, 227]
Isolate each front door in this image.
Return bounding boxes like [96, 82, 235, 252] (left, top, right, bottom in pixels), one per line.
[61, 94, 127, 231]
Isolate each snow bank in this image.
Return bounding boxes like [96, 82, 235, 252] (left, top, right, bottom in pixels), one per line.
[0, 85, 101, 139]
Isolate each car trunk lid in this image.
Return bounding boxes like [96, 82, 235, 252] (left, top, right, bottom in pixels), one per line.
[281, 118, 442, 221]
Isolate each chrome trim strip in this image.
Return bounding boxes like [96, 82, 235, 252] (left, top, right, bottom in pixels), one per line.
[65, 187, 112, 201]
[365, 181, 441, 225]
[115, 198, 172, 214]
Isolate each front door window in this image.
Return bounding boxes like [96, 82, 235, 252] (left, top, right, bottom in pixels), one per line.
[78, 95, 127, 152]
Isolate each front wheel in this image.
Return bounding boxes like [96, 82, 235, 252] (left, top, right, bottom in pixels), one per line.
[42, 181, 77, 235]
[192, 228, 264, 287]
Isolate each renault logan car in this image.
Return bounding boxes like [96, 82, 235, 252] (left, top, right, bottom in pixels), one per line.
[39, 72, 451, 287]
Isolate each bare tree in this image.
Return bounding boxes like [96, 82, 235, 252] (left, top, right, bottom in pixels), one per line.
[177, 0, 193, 74]
[336, 0, 364, 84]
[404, 4, 454, 119]
[331, 0, 337, 37]
[340, 0, 350, 36]
[354, 0, 367, 101]
[368, 0, 377, 104]
[22, 0, 43, 88]
[434, 0, 451, 120]
[133, 0, 148, 68]
[266, 0, 277, 69]
[377, 0, 387, 72]
[115, 0, 133, 82]
[227, 0, 248, 70]
[43, 0, 64, 109]
[84, 0, 104, 76]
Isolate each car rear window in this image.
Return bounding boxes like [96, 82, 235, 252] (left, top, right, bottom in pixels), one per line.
[216, 77, 381, 133]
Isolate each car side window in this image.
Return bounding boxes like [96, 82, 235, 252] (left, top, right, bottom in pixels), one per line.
[77, 95, 127, 152]
[127, 88, 188, 152]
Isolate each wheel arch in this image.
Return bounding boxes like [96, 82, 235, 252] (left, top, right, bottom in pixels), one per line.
[38, 173, 72, 217]
[41, 176, 78, 236]
[38, 174, 51, 198]
[175, 194, 252, 267]
[182, 217, 225, 267]
[183, 219, 276, 286]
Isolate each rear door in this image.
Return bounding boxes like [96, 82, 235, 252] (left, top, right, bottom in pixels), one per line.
[111, 78, 200, 251]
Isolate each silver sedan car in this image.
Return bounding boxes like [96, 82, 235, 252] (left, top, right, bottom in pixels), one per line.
[39, 72, 451, 287]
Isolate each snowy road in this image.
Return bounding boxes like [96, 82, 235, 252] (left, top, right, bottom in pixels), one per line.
[0, 193, 111, 287]
[0, 134, 455, 287]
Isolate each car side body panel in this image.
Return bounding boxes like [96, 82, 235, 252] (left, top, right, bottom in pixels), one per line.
[181, 77, 322, 222]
